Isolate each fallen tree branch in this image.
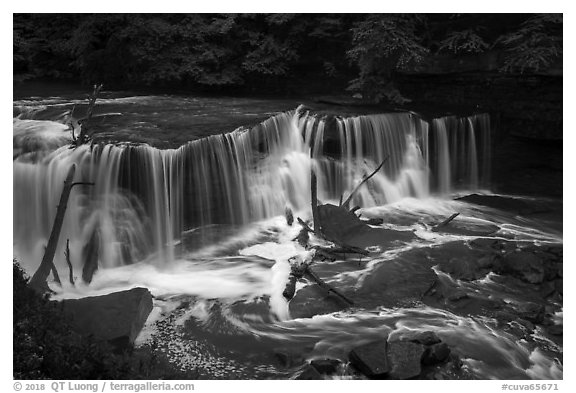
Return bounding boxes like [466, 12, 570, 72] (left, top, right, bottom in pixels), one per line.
[71, 182, 95, 188]
[75, 84, 103, 146]
[304, 266, 354, 306]
[342, 157, 389, 209]
[285, 207, 294, 226]
[51, 261, 61, 286]
[30, 164, 77, 293]
[432, 212, 460, 232]
[64, 239, 75, 286]
[283, 254, 314, 300]
[297, 217, 314, 233]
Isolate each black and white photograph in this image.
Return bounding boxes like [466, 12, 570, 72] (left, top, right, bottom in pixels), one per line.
[11, 5, 565, 385]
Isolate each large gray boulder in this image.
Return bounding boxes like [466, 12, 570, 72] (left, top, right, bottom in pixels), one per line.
[349, 341, 390, 378]
[60, 287, 153, 349]
[387, 341, 425, 379]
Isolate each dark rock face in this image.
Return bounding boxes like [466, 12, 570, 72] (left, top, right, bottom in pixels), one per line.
[311, 358, 341, 374]
[294, 364, 324, 380]
[495, 251, 545, 284]
[349, 341, 390, 378]
[289, 284, 349, 319]
[357, 259, 437, 308]
[317, 204, 415, 249]
[438, 256, 494, 281]
[555, 279, 563, 295]
[406, 331, 442, 346]
[515, 302, 545, 324]
[274, 348, 305, 368]
[387, 341, 425, 379]
[548, 324, 563, 337]
[422, 343, 451, 365]
[60, 287, 153, 349]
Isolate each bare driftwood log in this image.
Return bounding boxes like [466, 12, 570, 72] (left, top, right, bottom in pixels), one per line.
[51, 260, 61, 286]
[283, 255, 311, 300]
[82, 228, 100, 284]
[64, 239, 75, 286]
[72, 84, 103, 146]
[305, 266, 354, 306]
[285, 207, 294, 226]
[432, 213, 460, 232]
[341, 157, 389, 209]
[30, 164, 77, 292]
[296, 217, 314, 233]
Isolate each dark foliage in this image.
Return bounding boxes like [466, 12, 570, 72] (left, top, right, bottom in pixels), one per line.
[13, 13, 562, 102]
[13, 261, 197, 379]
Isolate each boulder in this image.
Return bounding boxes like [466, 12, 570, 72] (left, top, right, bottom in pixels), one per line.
[356, 259, 437, 308]
[438, 257, 492, 281]
[349, 341, 390, 378]
[274, 349, 305, 368]
[289, 284, 350, 319]
[515, 302, 545, 324]
[60, 287, 153, 349]
[310, 358, 341, 374]
[495, 251, 545, 284]
[409, 331, 442, 346]
[422, 343, 451, 365]
[294, 364, 323, 380]
[317, 204, 415, 249]
[387, 341, 425, 379]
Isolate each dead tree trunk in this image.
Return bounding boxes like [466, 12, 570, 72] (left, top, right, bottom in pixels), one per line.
[310, 157, 320, 233]
[432, 212, 460, 232]
[341, 157, 389, 209]
[64, 239, 75, 286]
[30, 164, 76, 292]
[76, 84, 103, 145]
[82, 228, 100, 284]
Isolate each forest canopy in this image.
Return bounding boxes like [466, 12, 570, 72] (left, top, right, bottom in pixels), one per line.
[14, 13, 562, 101]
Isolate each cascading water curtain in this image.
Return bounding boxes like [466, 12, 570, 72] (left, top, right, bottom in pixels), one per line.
[13, 109, 491, 275]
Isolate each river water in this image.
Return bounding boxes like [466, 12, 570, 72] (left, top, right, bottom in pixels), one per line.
[13, 85, 562, 380]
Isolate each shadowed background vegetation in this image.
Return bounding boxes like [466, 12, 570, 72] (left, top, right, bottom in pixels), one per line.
[14, 13, 562, 101]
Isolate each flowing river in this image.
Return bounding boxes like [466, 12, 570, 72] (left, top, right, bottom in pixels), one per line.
[13, 86, 562, 379]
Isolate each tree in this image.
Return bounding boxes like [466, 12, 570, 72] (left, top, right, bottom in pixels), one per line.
[347, 14, 429, 104]
[496, 13, 562, 73]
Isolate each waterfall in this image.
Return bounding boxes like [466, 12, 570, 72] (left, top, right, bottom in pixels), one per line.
[13, 108, 491, 274]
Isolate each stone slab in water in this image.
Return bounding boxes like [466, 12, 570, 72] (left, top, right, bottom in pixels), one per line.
[289, 284, 350, 319]
[349, 341, 390, 378]
[356, 258, 437, 308]
[422, 343, 451, 365]
[399, 330, 442, 346]
[311, 358, 341, 374]
[495, 250, 546, 284]
[61, 287, 153, 349]
[294, 364, 324, 380]
[456, 194, 560, 217]
[317, 204, 415, 249]
[387, 341, 425, 379]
